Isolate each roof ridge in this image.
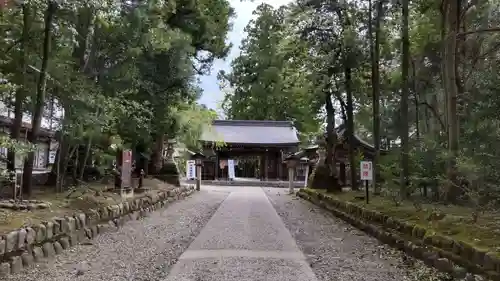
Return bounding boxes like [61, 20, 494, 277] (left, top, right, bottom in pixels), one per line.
[212, 120, 294, 127]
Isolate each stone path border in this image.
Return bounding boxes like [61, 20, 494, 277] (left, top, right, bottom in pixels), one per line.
[0, 185, 196, 277]
[297, 189, 500, 281]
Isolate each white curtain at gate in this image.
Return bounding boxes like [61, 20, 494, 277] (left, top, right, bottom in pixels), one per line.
[228, 159, 235, 179]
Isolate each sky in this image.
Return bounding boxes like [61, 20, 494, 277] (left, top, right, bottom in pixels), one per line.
[197, 0, 293, 111]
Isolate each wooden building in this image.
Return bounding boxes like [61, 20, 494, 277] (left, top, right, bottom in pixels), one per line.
[0, 115, 56, 171]
[198, 120, 300, 181]
[295, 124, 386, 187]
[331, 124, 381, 186]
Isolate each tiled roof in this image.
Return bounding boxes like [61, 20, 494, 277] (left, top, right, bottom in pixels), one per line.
[200, 120, 300, 145]
[334, 124, 375, 149]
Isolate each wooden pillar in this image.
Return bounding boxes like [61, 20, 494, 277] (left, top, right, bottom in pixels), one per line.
[259, 154, 264, 180]
[340, 162, 346, 186]
[264, 151, 269, 181]
[214, 151, 219, 180]
[275, 152, 280, 180]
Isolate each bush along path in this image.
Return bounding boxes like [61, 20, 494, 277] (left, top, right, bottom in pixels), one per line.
[297, 188, 497, 281]
[0, 185, 197, 277]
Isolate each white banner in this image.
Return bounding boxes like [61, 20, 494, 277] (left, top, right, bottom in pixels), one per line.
[228, 159, 235, 179]
[186, 160, 196, 179]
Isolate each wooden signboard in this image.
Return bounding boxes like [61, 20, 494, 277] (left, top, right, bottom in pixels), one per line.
[121, 149, 132, 190]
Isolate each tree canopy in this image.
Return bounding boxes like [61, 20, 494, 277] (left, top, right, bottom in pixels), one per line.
[221, 0, 500, 203]
[0, 0, 234, 195]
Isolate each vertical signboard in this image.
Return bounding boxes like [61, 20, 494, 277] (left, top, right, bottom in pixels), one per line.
[186, 160, 196, 180]
[121, 150, 133, 189]
[360, 161, 373, 181]
[360, 161, 373, 204]
[228, 159, 235, 180]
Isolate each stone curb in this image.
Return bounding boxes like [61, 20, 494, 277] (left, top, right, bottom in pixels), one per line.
[297, 189, 500, 281]
[0, 185, 197, 277]
[183, 180, 305, 188]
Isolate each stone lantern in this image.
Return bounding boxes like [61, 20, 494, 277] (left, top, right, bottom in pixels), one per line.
[283, 153, 301, 194]
[190, 152, 206, 191]
[300, 156, 311, 188]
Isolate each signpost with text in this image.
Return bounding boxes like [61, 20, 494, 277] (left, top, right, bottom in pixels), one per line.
[121, 150, 133, 192]
[360, 161, 373, 204]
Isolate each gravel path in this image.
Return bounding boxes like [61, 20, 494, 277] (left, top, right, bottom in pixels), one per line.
[5, 189, 229, 281]
[165, 186, 317, 281]
[264, 188, 410, 281]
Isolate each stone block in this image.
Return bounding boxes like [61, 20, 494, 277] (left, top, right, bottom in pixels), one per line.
[91, 225, 98, 238]
[21, 251, 34, 268]
[129, 211, 139, 220]
[434, 258, 454, 272]
[99, 207, 109, 220]
[149, 193, 159, 204]
[117, 203, 124, 215]
[84, 228, 93, 239]
[484, 252, 498, 271]
[97, 224, 110, 234]
[78, 213, 87, 228]
[10, 255, 22, 274]
[42, 242, 55, 258]
[68, 233, 78, 247]
[25, 227, 36, 246]
[452, 266, 467, 279]
[108, 205, 118, 218]
[5, 231, 18, 253]
[44, 222, 54, 239]
[59, 237, 70, 249]
[34, 224, 46, 243]
[471, 249, 486, 265]
[53, 241, 63, 255]
[0, 237, 5, 256]
[0, 262, 10, 276]
[86, 208, 100, 224]
[65, 217, 76, 233]
[128, 199, 136, 210]
[53, 218, 65, 233]
[77, 229, 87, 242]
[32, 246, 44, 262]
[422, 251, 439, 267]
[54, 220, 62, 235]
[17, 228, 27, 250]
[123, 202, 130, 213]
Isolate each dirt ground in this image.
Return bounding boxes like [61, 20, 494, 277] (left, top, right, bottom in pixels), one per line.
[0, 178, 176, 233]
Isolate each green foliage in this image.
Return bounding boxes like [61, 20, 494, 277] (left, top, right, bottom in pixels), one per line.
[220, 3, 322, 140]
[0, 0, 234, 191]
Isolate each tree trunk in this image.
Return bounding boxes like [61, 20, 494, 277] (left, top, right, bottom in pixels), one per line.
[49, 115, 70, 191]
[346, 60, 357, 191]
[78, 137, 92, 183]
[22, 1, 56, 197]
[412, 60, 420, 141]
[443, 0, 461, 203]
[8, 4, 30, 197]
[370, 0, 383, 195]
[400, 0, 410, 199]
[150, 134, 164, 174]
[325, 91, 340, 192]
